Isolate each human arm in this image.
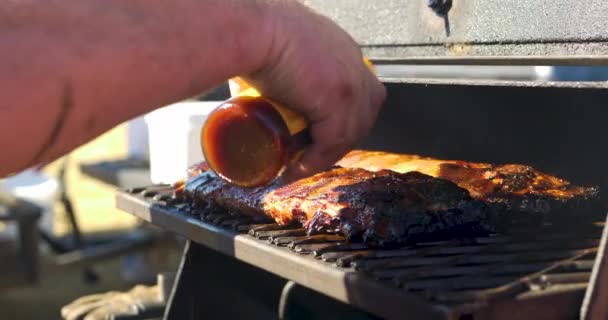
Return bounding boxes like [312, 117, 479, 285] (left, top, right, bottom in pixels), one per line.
[0, 0, 385, 178]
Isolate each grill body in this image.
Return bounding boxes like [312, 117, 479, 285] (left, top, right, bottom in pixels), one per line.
[117, 186, 605, 320]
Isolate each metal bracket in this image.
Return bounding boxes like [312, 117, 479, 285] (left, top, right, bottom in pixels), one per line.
[580, 214, 608, 320]
[278, 281, 380, 320]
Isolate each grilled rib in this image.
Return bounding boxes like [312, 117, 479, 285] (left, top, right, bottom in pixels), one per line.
[337, 150, 598, 213]
[184, 167, 489, 244]
[182, 150, 598, 244]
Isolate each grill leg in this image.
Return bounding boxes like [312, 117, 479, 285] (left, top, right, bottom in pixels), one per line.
[18, 216, 40, 283]
[278, 281, 380, 320]
[164, 240, 286, 320]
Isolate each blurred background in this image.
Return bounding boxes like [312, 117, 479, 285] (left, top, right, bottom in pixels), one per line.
[0, 123, 175, 320]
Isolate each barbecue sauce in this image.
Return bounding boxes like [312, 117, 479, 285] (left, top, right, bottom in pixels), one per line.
[202, 95, 309, 187]
[202, 58, 376, 188]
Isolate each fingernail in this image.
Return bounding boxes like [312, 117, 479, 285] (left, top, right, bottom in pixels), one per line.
[297, 162, 309, 173]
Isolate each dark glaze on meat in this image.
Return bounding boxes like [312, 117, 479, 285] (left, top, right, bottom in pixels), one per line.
[184, 166, 489, 245]
[264, 168, 489, 244]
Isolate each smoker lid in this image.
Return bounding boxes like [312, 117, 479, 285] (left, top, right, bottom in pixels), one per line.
[302, 0, 608, 66]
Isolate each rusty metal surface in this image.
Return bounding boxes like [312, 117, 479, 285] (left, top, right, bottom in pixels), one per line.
[116, 186, 605, 320]
[301, 0, 608, 64]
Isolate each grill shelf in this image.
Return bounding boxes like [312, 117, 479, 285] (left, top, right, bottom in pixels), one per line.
[116, 185, 605, 320]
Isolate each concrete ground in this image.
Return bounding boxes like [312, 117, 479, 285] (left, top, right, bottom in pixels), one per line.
[0, 124, 180, 320]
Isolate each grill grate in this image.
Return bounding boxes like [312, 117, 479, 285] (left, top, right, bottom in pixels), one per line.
[118, 185, 604, 319]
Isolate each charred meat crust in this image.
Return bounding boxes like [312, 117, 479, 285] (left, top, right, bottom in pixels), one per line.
[184, 167, 493, 245]
[337, 150, 599, 213]
[181, 151, 599, 245]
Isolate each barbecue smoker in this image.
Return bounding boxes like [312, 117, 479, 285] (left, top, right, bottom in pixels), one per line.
[116, 1, 608, 319]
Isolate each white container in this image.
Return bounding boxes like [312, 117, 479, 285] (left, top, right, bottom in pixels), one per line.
[144, 101, 219, 184]
[0, 170, 58, 240]
[127, 116, 149, 160]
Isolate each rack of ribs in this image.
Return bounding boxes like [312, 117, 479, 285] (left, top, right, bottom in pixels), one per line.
[337, 150, 598, 213]
[181, 150, 598, 245]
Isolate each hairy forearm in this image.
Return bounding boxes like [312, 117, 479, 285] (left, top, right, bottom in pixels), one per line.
[0, 0, 272, 176]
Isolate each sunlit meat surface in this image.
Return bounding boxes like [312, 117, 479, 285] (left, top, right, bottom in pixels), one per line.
[337, 150, 598, 213]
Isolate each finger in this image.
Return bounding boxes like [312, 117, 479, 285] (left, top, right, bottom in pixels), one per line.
[343, 60, 382, 143]
[283, 111, 359, 181]
[65, 292, 117, 306]
[282, 143, 348, 182]
[84, 303, 137, 320]
[63, 299, 109, 320]
[61, 292, 120, 319]
[335, 82, 377, 152]
[369, 75, 387, 115]
[347, 70, 384, 147]
[282, 69, 379, 182]
[362, 73, 386, 135]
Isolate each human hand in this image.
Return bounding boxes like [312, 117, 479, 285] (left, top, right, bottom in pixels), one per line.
[245, 0, 386, 181]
